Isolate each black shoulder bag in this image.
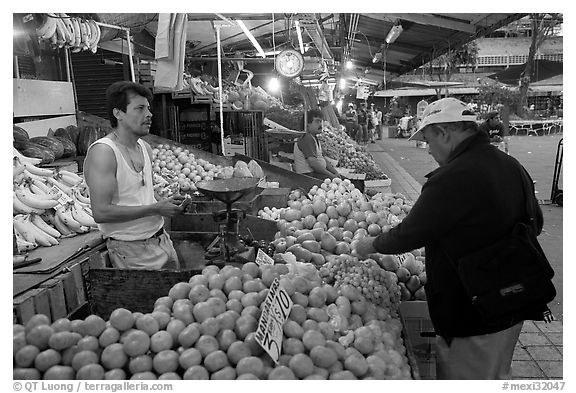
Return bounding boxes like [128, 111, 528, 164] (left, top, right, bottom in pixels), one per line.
[456, 169, 556, 327]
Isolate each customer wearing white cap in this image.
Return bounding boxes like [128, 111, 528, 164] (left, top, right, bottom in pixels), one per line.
[355, 97, 545, 379]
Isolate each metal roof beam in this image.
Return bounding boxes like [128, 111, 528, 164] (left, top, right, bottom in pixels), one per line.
[367, 13, 476, 33]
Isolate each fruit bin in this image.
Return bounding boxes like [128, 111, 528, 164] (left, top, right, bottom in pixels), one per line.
[399, 301, 437, 379]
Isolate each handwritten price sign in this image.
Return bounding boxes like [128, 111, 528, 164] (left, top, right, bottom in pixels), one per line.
[254, 278, 293, 364]
[255, 248, 275, 266]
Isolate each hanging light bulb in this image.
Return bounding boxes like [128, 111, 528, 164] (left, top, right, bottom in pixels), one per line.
[339, 79, 347, 89]
[346, 60, 354, 69]
[268, 77, 280, 92]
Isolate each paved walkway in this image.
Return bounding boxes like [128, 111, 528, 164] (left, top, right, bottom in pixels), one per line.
[366, 140, 563, 380]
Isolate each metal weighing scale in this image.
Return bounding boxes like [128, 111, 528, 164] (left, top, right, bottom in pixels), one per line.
[195, 177, 261, 267]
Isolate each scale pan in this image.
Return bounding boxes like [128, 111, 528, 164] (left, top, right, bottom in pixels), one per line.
[195, 177, 261, 205]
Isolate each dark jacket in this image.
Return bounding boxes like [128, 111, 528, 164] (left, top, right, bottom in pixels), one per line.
[372, 131, 543, 338]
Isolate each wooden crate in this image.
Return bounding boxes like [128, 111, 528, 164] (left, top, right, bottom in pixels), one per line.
[86, 268, 196, 320]
[191, 94, 213, 103]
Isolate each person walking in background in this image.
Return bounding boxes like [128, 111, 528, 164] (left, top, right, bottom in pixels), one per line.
[344, 103, 358, 140]
[355, 98, 544, 379]
[356, 102, 369, 145]
[376, 106, 383, 140]
[368, 103, 377, 143]
[478, 111, 509, 153]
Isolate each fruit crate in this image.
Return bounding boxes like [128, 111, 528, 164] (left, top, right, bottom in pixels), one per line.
[399, 301, 437, 379]
[86, 264, 197, 320]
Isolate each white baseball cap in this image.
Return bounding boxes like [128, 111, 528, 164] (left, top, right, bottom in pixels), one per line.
[409, 97, 478, 141]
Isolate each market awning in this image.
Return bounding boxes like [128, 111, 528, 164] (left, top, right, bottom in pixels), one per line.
[80, 13, 527, 86]
[487, 59, 563, 85]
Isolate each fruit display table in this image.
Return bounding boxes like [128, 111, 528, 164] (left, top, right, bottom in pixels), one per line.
[13, 231, 106, 325]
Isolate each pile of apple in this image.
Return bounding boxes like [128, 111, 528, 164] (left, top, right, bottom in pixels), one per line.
[14, 262, 412, 380]
[257, 179, 427, 300]
[150, 143, 266, 196]
[316, 125, 389, 181]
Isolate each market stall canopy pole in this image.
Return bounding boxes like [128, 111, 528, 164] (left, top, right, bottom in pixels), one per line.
[96, 21, 135, 82]
[216, 24, 225, 156]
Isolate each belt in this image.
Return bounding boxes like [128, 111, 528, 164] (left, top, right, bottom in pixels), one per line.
[109, 227, 164, 242]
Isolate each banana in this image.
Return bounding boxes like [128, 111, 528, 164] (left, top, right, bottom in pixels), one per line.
[71, 203, 97, 228]
[14, 162, 26, 179]
[13, 216, 36, 243]
[21, 215, 58, 246]
[79, 19, 89, 50]
[36, 13, 58, 40]
[23, 162, 54, 177]
[90, 20, 101, 53]
[59, 14, 74, 45]
[46, 176, 73, 197]
[31, 178, 53, 194]
[55, 205, 85, 233]
[57, 170, 83, 187]
[53, 211, 74, 237]
[14, 228, 37, 253]
[29, 183, 58, 199]
[71, 17, 81, 48]
[14, 194, 45, 215]
[30, 213, 61, 238]
[73, 187, 91, 204]
[55, 18, 66, 47]
[14, 184, 59, 210]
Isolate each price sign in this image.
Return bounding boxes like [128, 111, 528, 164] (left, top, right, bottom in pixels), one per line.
[255, 248, 275, 266]
[255, 278, 293, 364]
[49, 185, 73, 208]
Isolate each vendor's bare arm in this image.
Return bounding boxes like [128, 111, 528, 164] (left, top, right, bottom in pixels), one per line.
[307, 157, 337, 177]
[325, 159, 340, 176]
[85, 144, 183, 223]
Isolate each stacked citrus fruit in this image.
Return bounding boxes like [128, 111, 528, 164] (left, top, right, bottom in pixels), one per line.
[14, 262, 412, 380]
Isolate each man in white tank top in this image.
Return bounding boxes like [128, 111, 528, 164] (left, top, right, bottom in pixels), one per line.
[84, 82, 189, 270]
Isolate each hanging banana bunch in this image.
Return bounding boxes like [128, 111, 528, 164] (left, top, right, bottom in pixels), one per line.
[35, 13, 101, 53]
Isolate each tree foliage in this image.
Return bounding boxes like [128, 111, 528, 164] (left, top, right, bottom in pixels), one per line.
[423, 41, 479, 98]
[516, 13, 563, 115]
[476, 84, 521, 116]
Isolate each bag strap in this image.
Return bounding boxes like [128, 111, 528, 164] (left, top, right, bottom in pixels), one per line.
[518, 166, 542, 235]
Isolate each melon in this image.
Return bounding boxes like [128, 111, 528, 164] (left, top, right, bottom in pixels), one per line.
[227, 91, 240, 103]
[13, 125, 29, 149]
[29, 136, 65, 159]
[65, 125, 80, 145]
[77, 126, 108, 156]
[253, 100, 269, 111]
[55, 136, 77, 158]
[19, 142, 55, 164]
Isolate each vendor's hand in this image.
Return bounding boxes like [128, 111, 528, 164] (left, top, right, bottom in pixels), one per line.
[155, 196, 189, 217]
[355, 236, 378, 259]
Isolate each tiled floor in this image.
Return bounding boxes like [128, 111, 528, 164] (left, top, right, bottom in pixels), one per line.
[368, 145, 563, 380]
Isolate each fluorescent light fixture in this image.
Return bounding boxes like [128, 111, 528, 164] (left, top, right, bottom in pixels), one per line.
[339, 79, 347, 89]
[263, 50, 282, 56]
[346, 60, 354, 69]
[237, 20, 266, 58]
[385, 25, 403, 44]
[268, 77, 280, 92]
[295, 20, 305, 54]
